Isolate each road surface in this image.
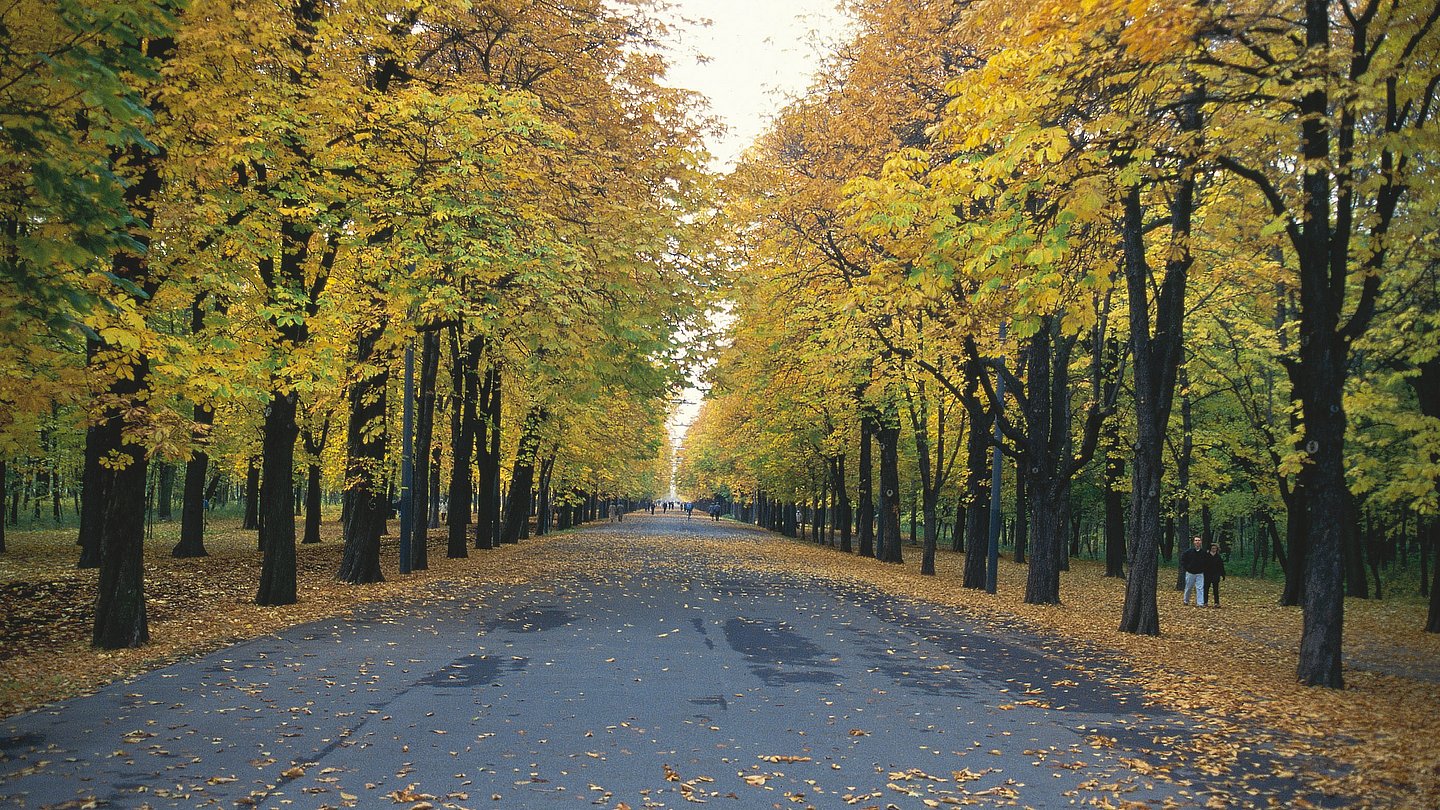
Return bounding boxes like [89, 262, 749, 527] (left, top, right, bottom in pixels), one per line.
[1, 513, 1340, 808]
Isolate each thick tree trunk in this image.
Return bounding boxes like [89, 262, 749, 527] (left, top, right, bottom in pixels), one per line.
[1281, 485, 1307, 605]
[1024, 476, 1067, 606]
[337, 325, 388, 585]
[256, 391, 299, 606]
[93, 357, 152, 649]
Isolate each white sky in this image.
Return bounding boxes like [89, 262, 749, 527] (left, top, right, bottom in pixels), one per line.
[660, 0, 854, 170]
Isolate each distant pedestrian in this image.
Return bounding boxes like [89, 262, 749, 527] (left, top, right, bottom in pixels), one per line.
[1205, 543, 1226, 607]
[1181, 536, 1207, 606]
[709, 505, 720, 521]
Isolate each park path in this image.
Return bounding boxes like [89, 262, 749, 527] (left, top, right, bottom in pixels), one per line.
[1, 513, 1338, 808]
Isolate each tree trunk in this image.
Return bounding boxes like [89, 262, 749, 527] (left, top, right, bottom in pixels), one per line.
[536, 456, 555, 536]
[77, 410, 104, 568]
[174, 404, 212, 558]
[1104, 453, 1125, 578]
[1013, 470, 1028, 564]
[501, 407, 544, 545]
[447, 330, 475, 558]
[1427, 518, 1440, 633]
[834, 454, 852, 553]
[256, 391, 299, 606]
[93, 357, 152, 649]
[877, 414, 903, 564]
[1117, 126, 1196, 628]
[410, 330, 439, 569]
[475, 363, 501, 550]
[243, 457, 260, 531]
[962, 402, 989, 588]
[857, 414, 875, 558]
[1024, 476, 1066, 606]
[337, 325, 388, 585]
[303, 462, 323, 544]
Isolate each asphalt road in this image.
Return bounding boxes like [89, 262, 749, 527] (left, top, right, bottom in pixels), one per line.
[2, 513, 1336, 809]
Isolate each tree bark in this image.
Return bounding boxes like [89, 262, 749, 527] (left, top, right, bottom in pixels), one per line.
[337, 324, 388, 585]
[256, 391, 300, 605]
[474, 362, 501, 550]
[243, 457, 260, 531]
[876, 411, 903, 564]
[92, 356, 152, 649]
[447, 330, 476, 558]
[174, 403, 212, 557]
[857, 412, 875, 558]
[1117, 89, 1197, 631]
[501, 407, 544, 545]
[409, 329, 439, 569]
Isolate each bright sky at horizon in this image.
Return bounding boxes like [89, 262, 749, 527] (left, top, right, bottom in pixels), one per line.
[655, 2, 853, 497]
[660, 0, 854, 170]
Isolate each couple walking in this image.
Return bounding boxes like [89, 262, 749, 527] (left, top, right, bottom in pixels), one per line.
[1181, 535, 1226, 607]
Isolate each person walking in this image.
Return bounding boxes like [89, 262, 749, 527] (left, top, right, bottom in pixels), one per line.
[1180, 535, 1207, 607]
[1205, 543, 1226, 608]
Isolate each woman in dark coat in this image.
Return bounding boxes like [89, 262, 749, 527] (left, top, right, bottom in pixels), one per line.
[1204, 544, 1226, 607]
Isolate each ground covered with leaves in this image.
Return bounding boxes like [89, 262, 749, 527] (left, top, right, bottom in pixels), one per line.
[2, 516, 1437, 808]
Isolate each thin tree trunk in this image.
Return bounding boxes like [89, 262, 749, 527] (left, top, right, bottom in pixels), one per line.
[174, 405, 212, 558]
[447, 330, 476, 558]
[410, 330, 439, 569]
[857, 413, 875, 558]
[877, 412, 903, 564]
[243, 457, 260, 531]
[501, 407, 544, 545]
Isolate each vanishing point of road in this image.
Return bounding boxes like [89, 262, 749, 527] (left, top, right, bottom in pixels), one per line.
[2, 513, 1339, 808]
